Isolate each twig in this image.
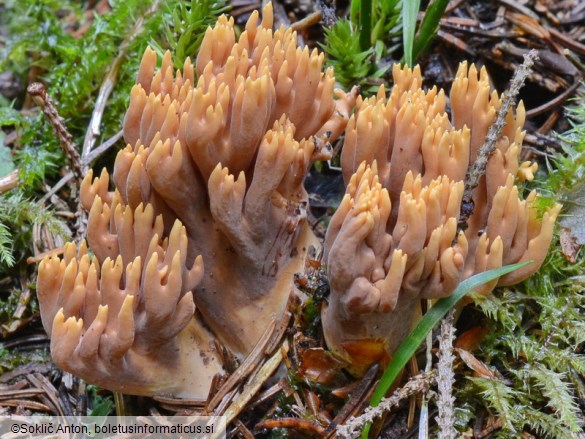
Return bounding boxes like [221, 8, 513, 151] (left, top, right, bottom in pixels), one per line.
[81, 0, 162, 159]
[27, 373, 65, 417]
[326, 364, 379, 437]
[476, 417, 503, 438]
[28, 82, 87, 240]
[27, 83, 83, 183]
[0, 170, 19, 194]
[81, 56, 124, 160]
[206, 317, 277, 412]
[0, 399, 52, 412]
[222, 340, 289, 425]
[418, 302, 435, 439]
[38, 173, 74, 205]
[291, 11, 322, 32]
[458, 49, 538, 229]
[233, 419, 255, 439]
[436, 310, 456, 439]
[39, 129, 123, 206]
[336, 370, 437, 439]
[525, 77, 582, 118]
[256, 417, 326, 436]
[496, 0, 539, 19]
[83, 129, 123, 164]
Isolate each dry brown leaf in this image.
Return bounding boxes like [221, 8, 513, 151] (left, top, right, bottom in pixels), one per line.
[559, 227, 580, 263]
[455, 348, 498, 380]
[299, 348, 346, 386]
[454, 326, 489, 351]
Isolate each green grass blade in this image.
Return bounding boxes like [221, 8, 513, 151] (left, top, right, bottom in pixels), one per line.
[350, 0, 361, 27]
[413, 0, 449, 61]
[402, 0, 421, 66]
[359, 261, 532, 438]
[359, 0, 373, 51]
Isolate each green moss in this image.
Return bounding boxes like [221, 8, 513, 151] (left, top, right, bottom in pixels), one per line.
[456, 93, 585, 436]
[0, 347, 51, 375]
[0, 0, 227, 277]
[321, 19, 389, 93]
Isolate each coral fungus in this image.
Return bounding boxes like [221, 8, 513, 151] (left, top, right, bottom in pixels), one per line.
[323, 64, 560, 367]
[37, 3, 355, 398]
[37, 4, 559, 398]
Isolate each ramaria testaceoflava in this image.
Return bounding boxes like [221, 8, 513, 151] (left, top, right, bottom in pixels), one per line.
[37, 3, 355, 398]
[323, 64, 560, 369]
[37, 4, 560, 398]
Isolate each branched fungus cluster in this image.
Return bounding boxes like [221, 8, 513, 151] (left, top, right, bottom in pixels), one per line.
[37, 4, 559, 398]
[323, 64, 560, 367]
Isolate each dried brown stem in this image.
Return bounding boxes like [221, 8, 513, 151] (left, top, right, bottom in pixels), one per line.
[27, 83, 83, 183]
[459, 49, 538, 229]
[436, 310, 456, 439]
[81, 0, 161, 159]
[336, 370, 438, 438]
[83, 129, 123, 164]
[0, 169, 19, 194]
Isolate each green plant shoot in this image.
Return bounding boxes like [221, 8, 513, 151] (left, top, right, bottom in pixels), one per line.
[360, 260, 532, 438]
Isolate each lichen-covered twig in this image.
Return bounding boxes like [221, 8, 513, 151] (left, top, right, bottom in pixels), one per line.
[436, 310, 456, 439]
[27, 83, 83, 183]
[459, 49, 538, 228]
[336, 370, 437, 438]
[418, 308, 435, 438]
